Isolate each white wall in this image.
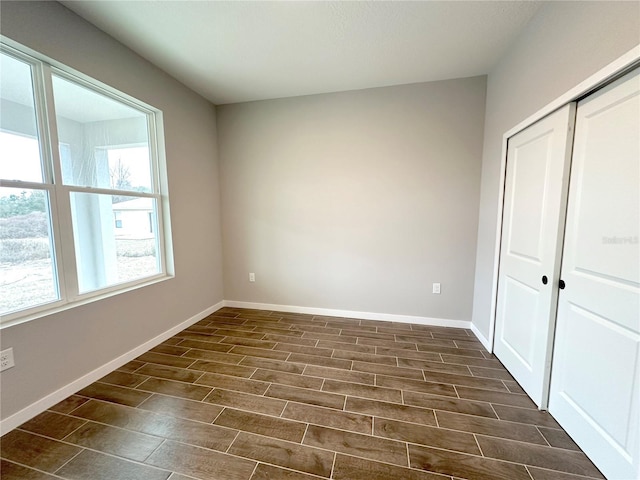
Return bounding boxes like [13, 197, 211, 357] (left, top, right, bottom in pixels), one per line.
[218, 77, 486, 322]
[471, 1, 640, 341]
[0, 2, 224, 420]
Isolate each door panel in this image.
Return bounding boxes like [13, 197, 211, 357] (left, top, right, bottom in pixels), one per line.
[508, 132, 551, 261]
[500, 277, 540, 368]
[494, 104, 576, 408]
[555, 304, 638, 446]
[571, 92, 640, 286]
[549, 68, 640, 480]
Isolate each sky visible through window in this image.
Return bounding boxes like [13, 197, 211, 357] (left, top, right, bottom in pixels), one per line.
[106, 146, 152, 192]
[0, 131, 42, 183]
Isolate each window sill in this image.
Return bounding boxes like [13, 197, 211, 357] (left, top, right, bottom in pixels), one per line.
[0, 273, 174, 330]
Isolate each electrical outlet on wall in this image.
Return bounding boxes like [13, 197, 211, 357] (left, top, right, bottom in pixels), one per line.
[432, 283, 441, 294]
[1, 348, 15, 372]
[249, 272, 256, 282]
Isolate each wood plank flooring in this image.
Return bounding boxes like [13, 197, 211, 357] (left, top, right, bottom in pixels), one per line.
[0, 307, 604, 480]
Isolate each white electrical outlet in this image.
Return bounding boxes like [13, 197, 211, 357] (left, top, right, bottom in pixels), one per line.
[249, 272, 256, 282]
[1, 348, 15, 372]
[432, 283, 441, 294]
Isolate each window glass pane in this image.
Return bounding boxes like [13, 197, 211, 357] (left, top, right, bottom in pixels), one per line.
[0, 187, 58, 314]
[0, 52, 44, 182]
[106, 146, 152, 192]
[52, 75, 152, 192]
[70, 192, 160, 294]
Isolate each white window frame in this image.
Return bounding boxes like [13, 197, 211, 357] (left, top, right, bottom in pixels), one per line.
[0, 40, 173, 328]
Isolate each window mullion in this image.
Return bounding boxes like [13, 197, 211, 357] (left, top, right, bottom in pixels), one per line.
[64, 185, 159, 198]
[39, 64, 79, 301]
[0, 179, 49, 189]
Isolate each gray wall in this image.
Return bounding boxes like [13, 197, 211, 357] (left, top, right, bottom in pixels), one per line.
[0, 2, 224, 419]
[218, 77, 486, 321]
[471, 1, 640, 340]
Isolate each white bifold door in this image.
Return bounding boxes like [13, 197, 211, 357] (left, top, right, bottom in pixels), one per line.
[494, 104, 576, 408]
[549, 68, 640, 480]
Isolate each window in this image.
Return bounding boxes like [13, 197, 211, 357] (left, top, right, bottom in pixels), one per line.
[0, 42, 170, 323]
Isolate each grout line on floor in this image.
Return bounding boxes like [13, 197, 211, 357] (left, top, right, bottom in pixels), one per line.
[524, 465, 536, 480]
[225, 430, 241, 454]
[329, 452, 337, 479]
[301, 423, 310, 444]
[211, 406, 226, 424]
[58, 419, 89, 442]
[405, 441, 411, 470]
[1, 458, 70, 479]
[142, 438, 167, 463]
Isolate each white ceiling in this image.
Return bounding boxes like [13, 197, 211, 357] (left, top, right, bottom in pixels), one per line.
[60, 1, 542, 105]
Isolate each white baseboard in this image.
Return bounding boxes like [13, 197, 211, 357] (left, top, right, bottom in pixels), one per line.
[0, 300, 224, 435]
[223, 300, 471, 329]
[471, 322, 492, 352]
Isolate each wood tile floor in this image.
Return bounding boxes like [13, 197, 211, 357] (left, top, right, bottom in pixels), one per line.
[1, 307, 604, 480]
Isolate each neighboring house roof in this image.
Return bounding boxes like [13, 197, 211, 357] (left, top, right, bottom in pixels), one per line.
[112, 197, 153, 211]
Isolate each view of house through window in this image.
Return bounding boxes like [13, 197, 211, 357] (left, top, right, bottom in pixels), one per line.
[71, 192, 159, 293]
[0, 44, 167, 320]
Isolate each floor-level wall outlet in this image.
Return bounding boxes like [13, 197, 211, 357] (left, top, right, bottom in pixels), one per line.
[249, 273, 256, 282]
[1, 348, 15, 372]
[432, 283, 441, 294]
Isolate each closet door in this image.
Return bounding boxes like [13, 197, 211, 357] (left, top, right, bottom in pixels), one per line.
[549, 68, 640, 480]
[494, 104, 575, 408]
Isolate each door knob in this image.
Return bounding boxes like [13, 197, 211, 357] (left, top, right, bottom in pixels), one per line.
[559, 279, 566, 289]
[542, 275, 548, 285]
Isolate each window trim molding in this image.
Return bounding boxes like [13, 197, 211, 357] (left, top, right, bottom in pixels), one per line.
[0, 39, 174, 327]
[0, 274, 173, 330]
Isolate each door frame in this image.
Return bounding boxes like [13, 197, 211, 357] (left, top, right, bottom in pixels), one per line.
[486, 44, 640, 353]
